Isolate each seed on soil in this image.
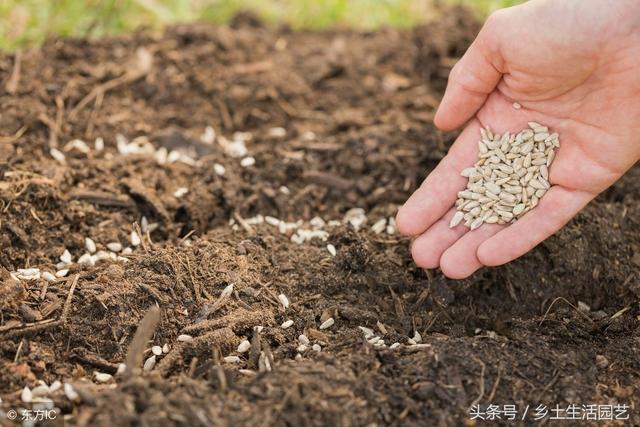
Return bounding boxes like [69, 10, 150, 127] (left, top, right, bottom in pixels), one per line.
[278, 293, 290, 309]
[298, 334, 310, 345]
[297, 344, 308, 353]
[21, 386, 32, 403]
[77, 253, 94, 265]
[224, 356, 241, 363]
[50, 148, 66, 163]
[213, 163, 226, 176]
[162, 344, 170, 353]
[390, 342, 401, 349]
[85, 237, 97, 253]
[326, 244, 337, 256]
[116, 364, 127, 376]
[173, 187, 189, 198]
[240, 156, 256, 167]
[237, 340, 251, 353]
[46, 381, 61, 393]
[412, 331, 422, 343]
[220, 283, 234, 298]
[358, 326, 375, 338]
[130, 231, 141, 246]
[312, 344, 322, 352]
[177, 334, 193, 343]
[371, 218, 387, 234]
[143, 355, 156, 371]
[151, 345, 163, 356]
[94, 372, 113, 383]
[450, 123, 559, 230]
[281, 320, 294, 329]
[60, 249, 72, 264]
[107, 242, 122, 252]
[31, 384, 50, 397]
[64, 383, 79, 402]
[319, 318, 335, 330]
[42, 271, 56, 282]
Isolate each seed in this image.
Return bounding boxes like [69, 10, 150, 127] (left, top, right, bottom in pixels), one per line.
[85, 237, 97, 254]
[64, 383, 79, 402]
[546, 150, 556, 167]
[173, 187, 189, 198]
[460, 167, 476, 177]
[512, 102, 522, 110]
[151, 345, 163, 356]
[60, 249, 72, 264]
[281, 320, 294, 329]
[94, 372, 113, 383]
[470, 217, 483, 230]
[107, 242, 122, 252]
[540, 165, 549, 180]
[278, 293, 290, 309]
[320, 318, 335, 330]
[42, 271, 56, 282]
[237, 340, 251, 353]
[177, 334, 193, 343]
[143, 355, 156, 371]
[485, 182, 501, 195]
[449, 211, 464, 228]
[513, 204, 526, 215]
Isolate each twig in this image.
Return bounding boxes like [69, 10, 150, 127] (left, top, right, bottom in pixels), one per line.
[5, 49, 22, 94]
[487, 364, 502, 402]
[124, 305, 161, 376]
[61, 274, 79, 324]
[233, 212, 255, 235]
[469, 357, 486, 409]
[69, 47, 153, 119]
[0, 125, 27, 144]
[538, 296, 593, 327]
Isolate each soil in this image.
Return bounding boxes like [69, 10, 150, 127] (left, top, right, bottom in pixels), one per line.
[1, 7, 639, 427]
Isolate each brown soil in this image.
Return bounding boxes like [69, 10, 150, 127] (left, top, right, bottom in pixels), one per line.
[1, 8, 639, 427]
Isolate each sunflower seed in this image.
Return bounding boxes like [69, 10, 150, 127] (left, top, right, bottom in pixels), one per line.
[451, 124, 559, 230]
[224, 355, 241, 363]
[237, 340, 251, 353]
[94, 372, 113, 383]
[319, 318, 335, 330]
[281, 320, 294, 329]
[177, 334, 193, 343]
[449, 211, 464, 228]
[278, 293, 289, 309]
[143, 355, 156, 371]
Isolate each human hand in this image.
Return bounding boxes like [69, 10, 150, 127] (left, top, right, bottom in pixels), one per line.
[396, 0, 640, 278]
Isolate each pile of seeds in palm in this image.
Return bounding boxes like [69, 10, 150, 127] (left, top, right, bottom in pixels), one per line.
[450, 122, 560, 230]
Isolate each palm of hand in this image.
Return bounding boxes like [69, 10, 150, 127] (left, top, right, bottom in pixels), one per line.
[396, 0, 640, 278]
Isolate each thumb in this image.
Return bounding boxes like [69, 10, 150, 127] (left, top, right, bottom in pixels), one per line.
[434, 11, 506, 131]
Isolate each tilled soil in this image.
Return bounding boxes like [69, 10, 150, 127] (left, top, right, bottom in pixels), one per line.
[1, 8, 639, 427]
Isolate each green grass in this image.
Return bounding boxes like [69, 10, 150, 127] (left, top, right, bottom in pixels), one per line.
[0, 0, 524, 51]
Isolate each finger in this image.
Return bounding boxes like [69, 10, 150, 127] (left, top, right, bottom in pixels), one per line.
[477, 186, 594, 266]
[434, 12, 506, 131]
[439, 223, 505, 279]
[410, 208, 469, 269]
[396, 120, 481, 236]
